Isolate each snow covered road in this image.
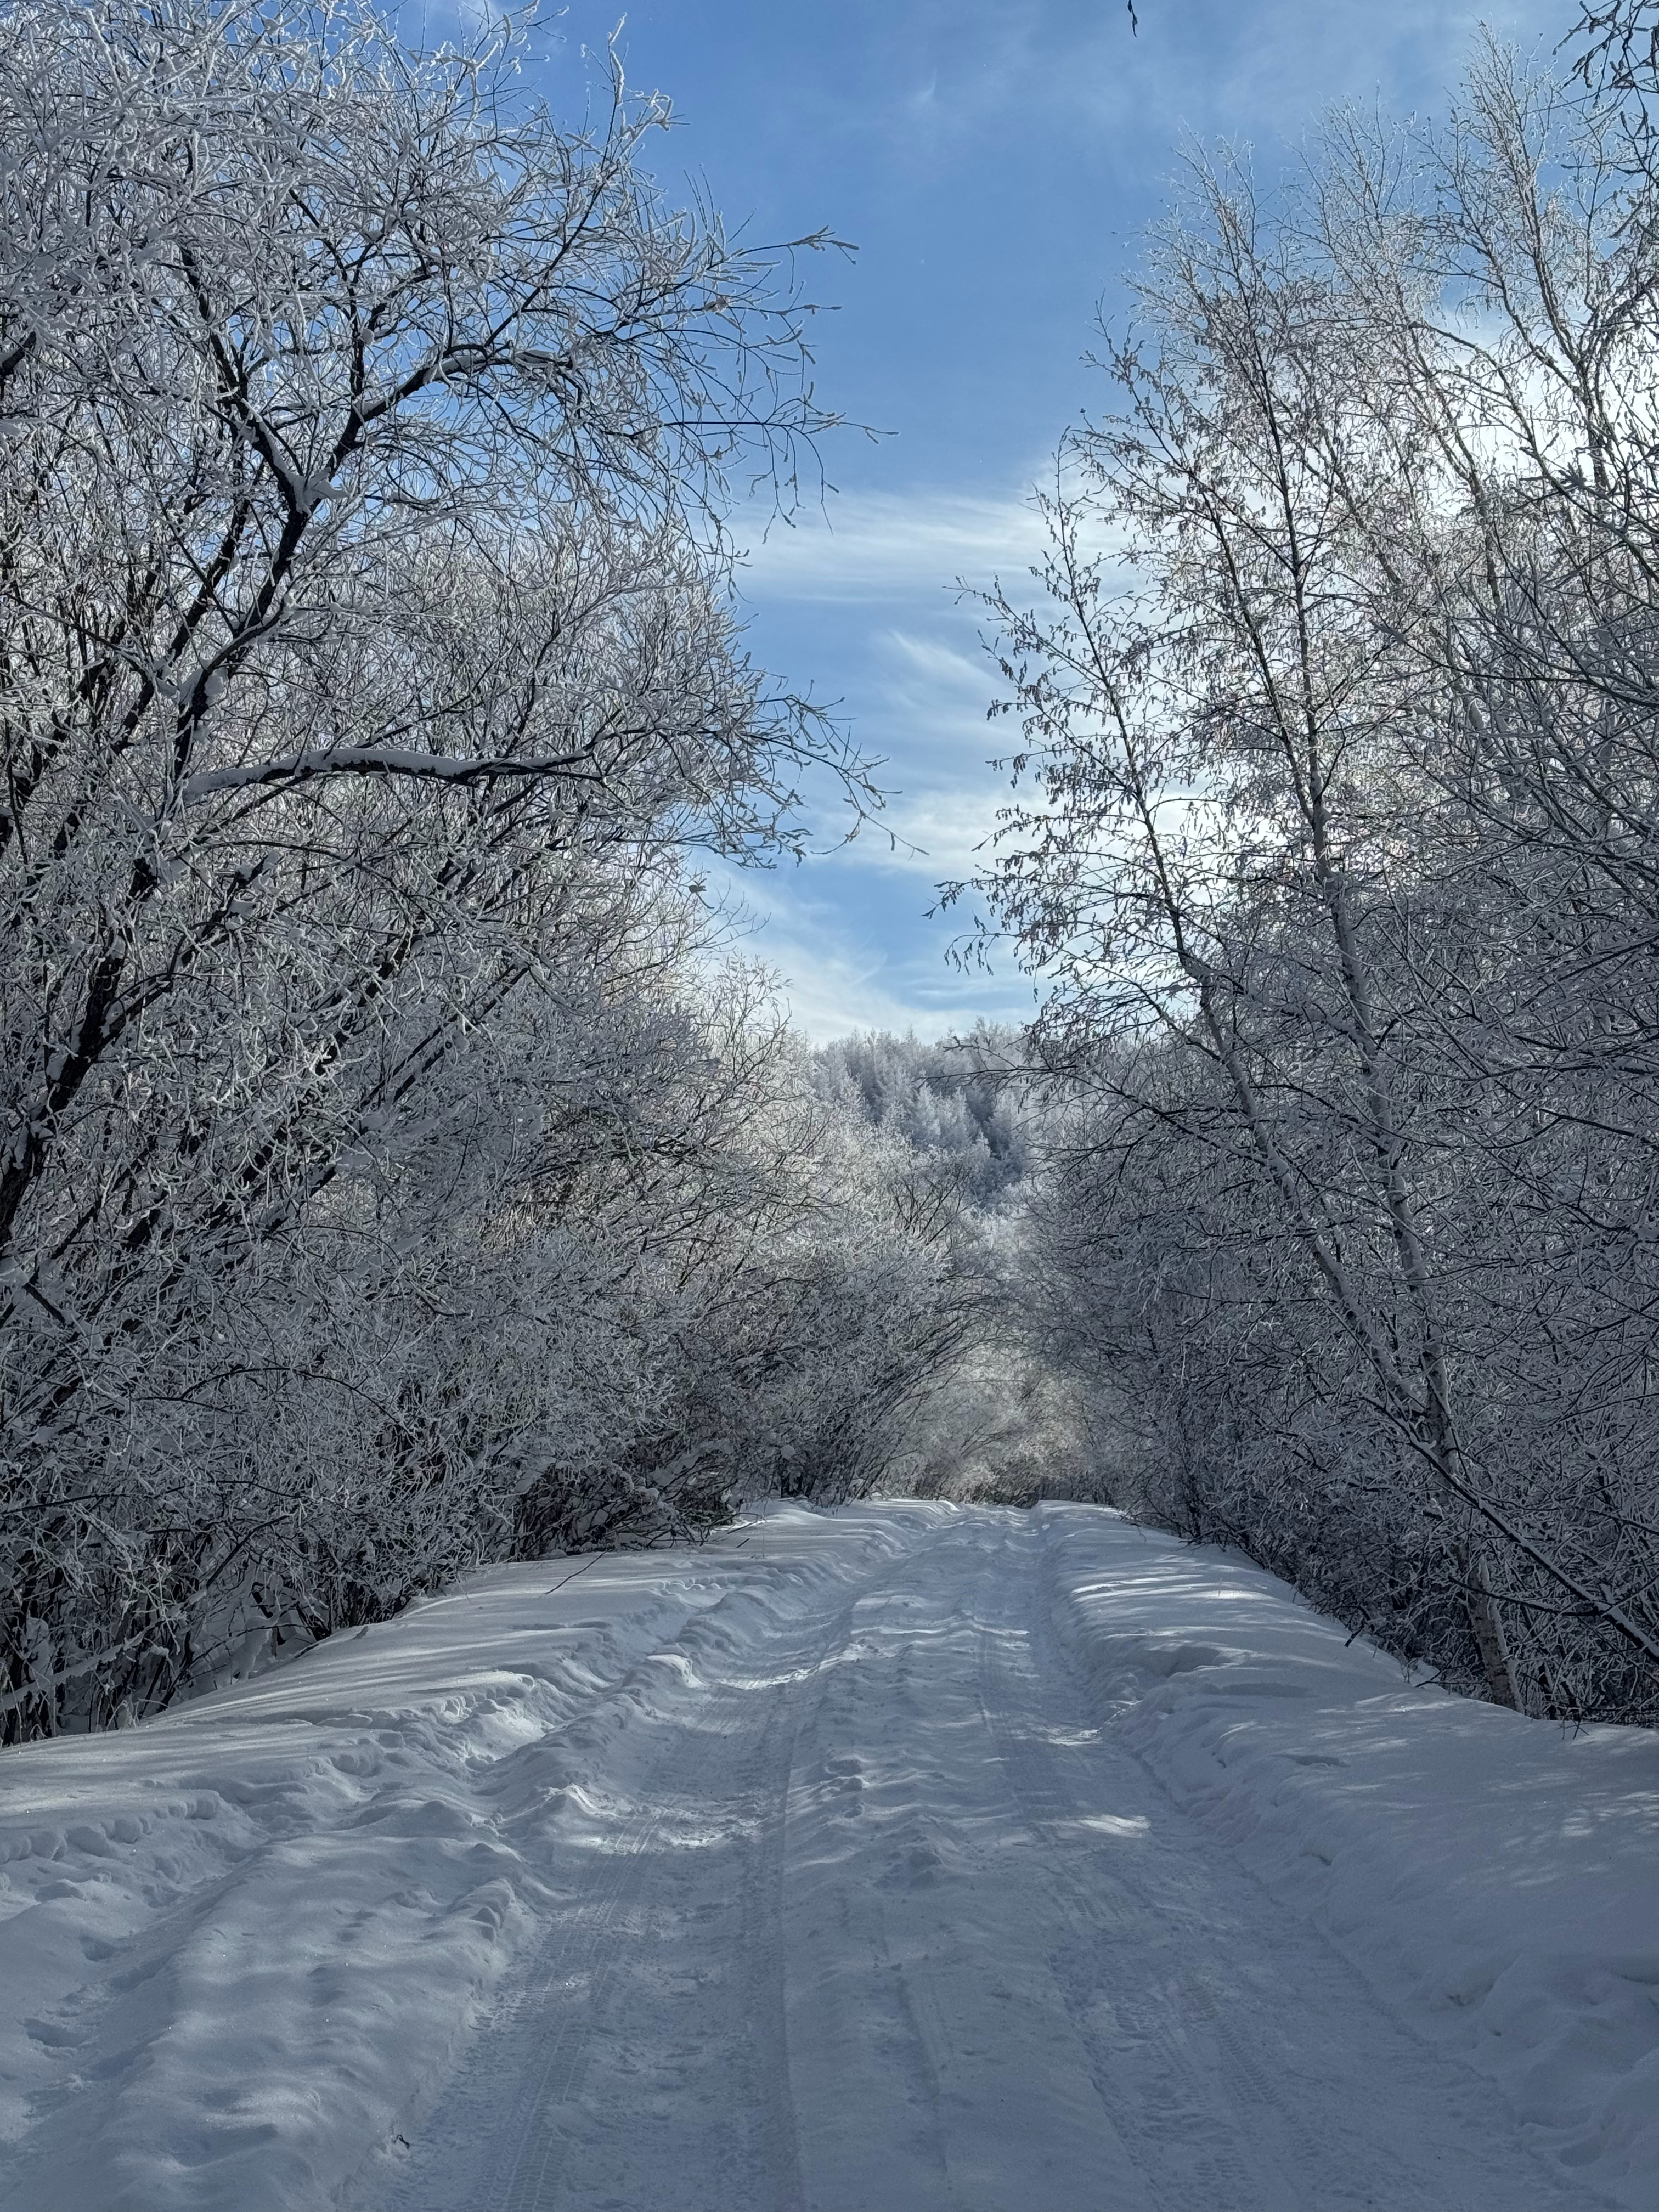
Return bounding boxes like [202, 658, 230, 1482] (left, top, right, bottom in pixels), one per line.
[3, 1505, 1656, 2210]
[365, 1512, 1589, 2212]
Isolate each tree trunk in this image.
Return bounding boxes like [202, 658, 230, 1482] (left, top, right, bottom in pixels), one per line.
[1466, 1564, 1520, 1711]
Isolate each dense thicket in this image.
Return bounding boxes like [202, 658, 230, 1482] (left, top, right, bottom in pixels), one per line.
[0, 0, 974, 1740]
[976, 9, 1659, 1720]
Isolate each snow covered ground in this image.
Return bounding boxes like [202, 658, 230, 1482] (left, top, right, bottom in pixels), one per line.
[0, 1502, 1654, 2210]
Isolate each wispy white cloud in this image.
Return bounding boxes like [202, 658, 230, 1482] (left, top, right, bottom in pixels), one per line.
[1165, 0, 1564, 140]
[696, 850, 1036, 1042]
[881, 628, 989, 692]
[737, 487, 1052, 602]
[765, 906, 1036, 1041]
[860, 0, 1564, 171]
[775, 940, 961, 1040]
[870, 780, 1019, 877]
[832, 622, 1024, 874]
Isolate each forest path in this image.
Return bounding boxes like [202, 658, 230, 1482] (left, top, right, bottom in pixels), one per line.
[365, 1510, 1577, 2212]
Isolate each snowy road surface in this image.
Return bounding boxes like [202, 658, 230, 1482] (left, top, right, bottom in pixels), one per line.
[2, 1505, 1656, 2210]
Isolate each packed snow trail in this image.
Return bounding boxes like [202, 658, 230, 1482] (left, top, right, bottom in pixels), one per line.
[366, 1514, 1582, 2212]
[2, 1503, 1655, 2210]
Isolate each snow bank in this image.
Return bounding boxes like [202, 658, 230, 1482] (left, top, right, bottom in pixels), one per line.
[0, 1506, 941, 2212]
[1040, 1503, 1659, 2206]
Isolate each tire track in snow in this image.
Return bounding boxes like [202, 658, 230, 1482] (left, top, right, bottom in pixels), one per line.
[782, 1517, 1149, 2211]
[781, 1576, 958, 2204]
[985, 1512, 1583, 2210]
[971, 1547, 1285, 2208]
[488, 1801, 672, 2212]
[366, 1508, 1593, 2212]
[377, 1561, 882, 2211]
[729, 1660, 806, 2212]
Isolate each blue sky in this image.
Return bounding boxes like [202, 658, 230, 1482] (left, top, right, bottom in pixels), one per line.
[524, 0, 1561, 1039]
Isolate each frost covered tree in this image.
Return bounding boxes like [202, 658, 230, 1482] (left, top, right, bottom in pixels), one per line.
[0, 0, 972, 1742]
[810, 1026, 1034, 1210]
[973, 23, 1659, 1720]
